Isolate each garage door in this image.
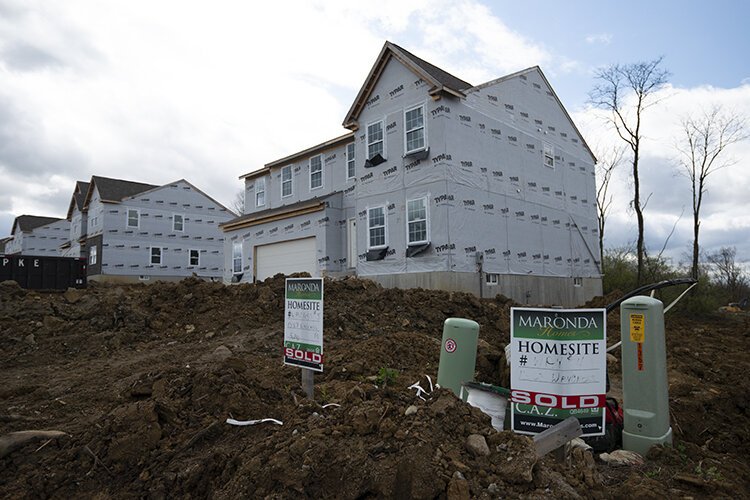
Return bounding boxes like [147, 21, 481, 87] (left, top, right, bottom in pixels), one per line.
[256, 237, 318, 281]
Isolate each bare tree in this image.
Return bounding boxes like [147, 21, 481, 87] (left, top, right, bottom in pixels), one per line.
[231, 189, 245, 216]
[675, 106, 748, 279]
[595, 145, 625, 274]
[707, 247, 748, 300]
[589, 58, 670, 284]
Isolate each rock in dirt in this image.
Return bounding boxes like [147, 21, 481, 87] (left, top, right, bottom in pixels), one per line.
[466, 434, 490, 457]
[447, 471, 470, 500]
[599, 449, 644, 466]
[405, 405, 418, 416]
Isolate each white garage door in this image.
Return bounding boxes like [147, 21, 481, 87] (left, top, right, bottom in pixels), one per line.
[256, 237, 318, 281]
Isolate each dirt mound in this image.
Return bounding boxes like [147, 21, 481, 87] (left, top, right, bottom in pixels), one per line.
[1, 277, 749, 498]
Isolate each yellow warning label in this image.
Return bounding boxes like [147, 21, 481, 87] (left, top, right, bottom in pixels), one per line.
[630, 314, 645, 343]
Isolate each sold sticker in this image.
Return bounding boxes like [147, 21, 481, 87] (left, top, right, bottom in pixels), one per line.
[629, 314, 645, 343]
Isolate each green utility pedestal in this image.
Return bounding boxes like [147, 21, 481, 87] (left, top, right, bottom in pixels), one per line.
[437, 318, 479, 402]
[620, 296, 673, 456]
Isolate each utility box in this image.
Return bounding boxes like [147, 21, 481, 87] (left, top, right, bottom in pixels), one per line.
[620, 296, 673, 455]
[437, 318, 479, 401]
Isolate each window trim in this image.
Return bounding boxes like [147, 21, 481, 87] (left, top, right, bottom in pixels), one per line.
[573, 277, 583, 287]
[232, 241, 243, 274]
[543, 142, 555, 168]
[188, 248, 200, 267]
[150, 246, 163, 265]
[281, 165, 293, 198]
[126, 208, 140, 229]
[367, 205, 387, 249]
[346, 142, 356, 180]
[486, 273, 499, 285]
[173, 213, 184, 232]
[366, 119, 385, 160]
[255, 177, 266, 207]
[404, 104, 427, 155]
[89, 245, 97, 265]
[406, 196, 429, 245]
[309, 155, 323, 191]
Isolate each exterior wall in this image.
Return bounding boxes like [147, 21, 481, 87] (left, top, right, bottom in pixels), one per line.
[7, 219, 69, 256]
[89, 180, 233, 280]
[368, 271, 602, 307]
[65, 206, 87, 258]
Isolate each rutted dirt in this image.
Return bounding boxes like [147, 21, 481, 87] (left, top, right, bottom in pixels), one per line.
[0, 276, 748, 498]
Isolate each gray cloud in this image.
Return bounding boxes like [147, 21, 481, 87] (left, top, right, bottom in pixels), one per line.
[1, 41, 64, 71]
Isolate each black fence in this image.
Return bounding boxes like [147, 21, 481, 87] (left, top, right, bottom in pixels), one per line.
[0, 254, 87, 290]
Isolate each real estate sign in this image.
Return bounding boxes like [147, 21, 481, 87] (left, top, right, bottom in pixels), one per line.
[283, 278, 324, 372]
[510, 307, 607, 436]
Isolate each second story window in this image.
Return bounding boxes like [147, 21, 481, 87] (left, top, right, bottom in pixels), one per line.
[127, 209, 139, 228]
[346, 143, 356, 180]
[310, 155, 323, 190]
[404, 105, 425, 153]
[281, 165, 293, 198]
[367, 121, 384, 159]
[543, 142, 555, 168]
[407, 197, 428, 244]
[256, 177, 266, 207]
[89, 246, 97, 265]
[232, 241, 243, 274]
[367, 206, 386, 248]
[173, 214, 184, 232]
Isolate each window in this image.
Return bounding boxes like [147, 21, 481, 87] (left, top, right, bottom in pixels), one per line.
[189, 249, 200, 266]
[281, 165, 293, 198]
[407, 197, 428, 244]
[89, 246, 97, 265]
[486, 273, 499, 285]
[310, 155, 323, 190]
[173, 214, 184, 232]
[256, 177, 266, 207]
[346, 143, 356, 180]
[573, 277, 583, 287]
[404, 105, 425, 153]
[232, 241, 243, 274]
[367, 121, 384, 159]
[367, 206, 386, 248]
[150, 247, 162, 265]
[127, 209, 139, 228]
[543, 142, 554, 168]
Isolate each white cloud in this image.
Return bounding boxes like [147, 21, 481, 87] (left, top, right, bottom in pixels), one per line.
[585, 33, 612, 45]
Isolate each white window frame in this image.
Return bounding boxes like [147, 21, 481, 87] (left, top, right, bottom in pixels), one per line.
[126, 208, 140, 228]
[150, 246, 162, 265]
[309, 155, 323, 190]
[367, 120, 385, 160]
[543, 142, 555, 168]
[232, 241, 243, 274]
[404, 104, 426, 154]
[573, 277, 583, 287]
[346, 142, 356, 180]
[173, 213, 184, 232]
[367, 206, 387, 249]
[281, 165, 293, 198]
[189, 249, 200, 267]
[256, 177, 266, 207]
[89, 246, 97, 265]
[406, 197, 429, 245]
[486, 273, 499, 285]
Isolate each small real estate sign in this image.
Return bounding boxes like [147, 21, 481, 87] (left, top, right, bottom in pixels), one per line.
[283, 277, 324, 372]
[510, 307, 607, 436]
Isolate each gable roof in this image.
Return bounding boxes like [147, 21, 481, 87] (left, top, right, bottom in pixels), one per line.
[121, 178, 237, 216]
[343, 41, 472, 130]
[83, 176, 158, 209]
[66, 180, 91, 219]
[467, 66, 596, 163]
[11, 215, 64, 235]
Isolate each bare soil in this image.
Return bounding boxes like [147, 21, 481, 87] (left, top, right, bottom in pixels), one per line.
[0, 276, 748, 499]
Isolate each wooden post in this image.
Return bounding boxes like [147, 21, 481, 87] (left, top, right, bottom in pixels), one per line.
[301, 368, 314, 399]
[532, 416, 582, 459]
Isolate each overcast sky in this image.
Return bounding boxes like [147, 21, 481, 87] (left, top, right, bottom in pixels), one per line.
[1, 0, 748, 268]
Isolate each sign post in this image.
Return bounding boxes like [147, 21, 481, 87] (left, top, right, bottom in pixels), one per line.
[284, 278, 324, 399]
[510, 307, 607, 437]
